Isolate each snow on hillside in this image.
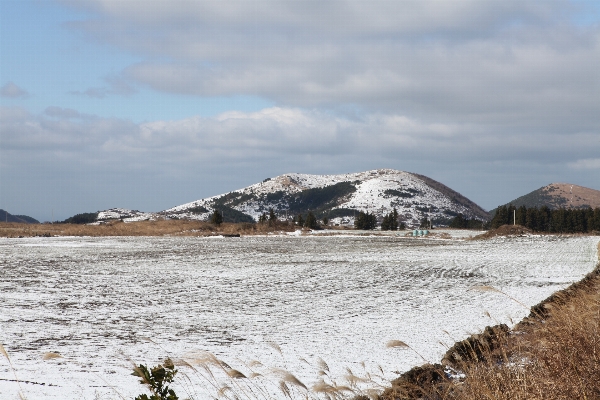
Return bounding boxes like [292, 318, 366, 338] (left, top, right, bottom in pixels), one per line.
[96, 208, 155, 222]
[163, 169, 486, 227]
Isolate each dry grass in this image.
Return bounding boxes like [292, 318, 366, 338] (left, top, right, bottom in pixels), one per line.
[545, 183, 600, 209]
[379, 244, 600, 400]
[0, 220, 298, 238]
[128, 347, 388, 400]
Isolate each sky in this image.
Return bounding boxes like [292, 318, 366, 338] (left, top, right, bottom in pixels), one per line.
[1, 0, 599, 222]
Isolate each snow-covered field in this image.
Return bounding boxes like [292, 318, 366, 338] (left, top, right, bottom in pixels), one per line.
[0, 235, 597, 399]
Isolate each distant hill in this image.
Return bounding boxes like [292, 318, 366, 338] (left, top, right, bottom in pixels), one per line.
[86, 170, 490, 228]
[0, 209, 39, 224]
[491, 183, 600, 217]
[161, 169, 489, 228]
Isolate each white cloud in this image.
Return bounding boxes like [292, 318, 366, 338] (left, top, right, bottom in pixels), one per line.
[1, 82, 29, 98]
[5, 1, 600, 218]
[55, 0, 599, 139]
[3, 105, 597, 169]
[568, 158, 600, 170]
[2, 105, 599, 218]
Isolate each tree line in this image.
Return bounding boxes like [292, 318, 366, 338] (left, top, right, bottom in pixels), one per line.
[491, 204, 600, 233]
[354, 209, 406, 230]
[448, 213, 487, 229]
[211, 207, 327, 229]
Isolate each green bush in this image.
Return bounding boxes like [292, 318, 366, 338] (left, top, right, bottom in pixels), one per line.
[133, 359, 179, 400]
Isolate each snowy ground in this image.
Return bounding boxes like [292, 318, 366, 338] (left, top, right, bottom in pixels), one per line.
[0, 235, 597, 399]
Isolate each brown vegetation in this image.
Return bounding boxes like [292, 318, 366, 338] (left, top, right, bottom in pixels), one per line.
[0, 219, 298, 238]
[545, 183, 600, 209]
[473, 224, 533, 239]
[379, 242, 600, 400]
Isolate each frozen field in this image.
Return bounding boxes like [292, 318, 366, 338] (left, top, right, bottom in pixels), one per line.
[0, 235, 598, 399]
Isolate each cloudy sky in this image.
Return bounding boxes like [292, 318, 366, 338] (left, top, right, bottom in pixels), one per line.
[1, 0, 599, 222]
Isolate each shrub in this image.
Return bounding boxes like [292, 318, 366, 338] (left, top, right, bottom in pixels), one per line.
[133, 359, 179, 400]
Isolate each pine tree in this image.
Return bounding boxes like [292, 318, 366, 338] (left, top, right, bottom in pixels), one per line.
[525, 207, 538, 231]
[381, 209, 399, 231]
[304, 211, 318, 229]
[366, 212, 376, 229]
[354, 211, 376, 230]
[592, 208, 600, 231]
[516, 205, 527, 226]
[381, 214, 390, 230]
[296, 214, 304, 227]
[268, 208, 278, 227]
[354, 212, 364, 229]
[258, 212, 268, 224]
[268, 208, 277, 222]
[491, 205, 509, 229]
[539, 205, 551, 231]
[449, 213, 467, 228]
[211, 209, 223, 226]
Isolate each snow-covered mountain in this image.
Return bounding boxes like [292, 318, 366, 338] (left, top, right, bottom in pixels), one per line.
[156, 169, 488, 227]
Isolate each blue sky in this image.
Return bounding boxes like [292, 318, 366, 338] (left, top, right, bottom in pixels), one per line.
[0, 1, 273, 122]
[1, 0, 599, 222]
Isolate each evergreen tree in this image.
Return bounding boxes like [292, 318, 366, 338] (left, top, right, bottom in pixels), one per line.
[258, 212, 268, 224]
[381, 214, 391, 230]
[392, 208, 399, 230]
[366, 212, 376, 229]
[489, 205, 599, 233]
[296, 214, 304, 227]
[322, 216, 329, 226]
[525, 207, 538, 231]
[381, 208, 400, 231]
[304, 211, 319, 229]
[449, 213, 467, 229]
[211, 209, 223, 226]
[267, 208, 278, 227]
[539, 205, 551, 231]
[592, 208, 600, 231]
[516, 205, 527, 226]
[491, 205, 507, 228]
[354, 211, 376, 230]
[268, 208, 277, 222]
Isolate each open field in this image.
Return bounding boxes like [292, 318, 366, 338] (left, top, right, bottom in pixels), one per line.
[0, 235, 598, 399]
[0, 220, 298, 238]
[381, 240, 600, 399]
[0, 220, 484, 239]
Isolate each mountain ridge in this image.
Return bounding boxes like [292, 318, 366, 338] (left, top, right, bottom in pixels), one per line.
[93, 169, 488, 228]
[0, 209, 39, 224]
[491, 183, 600, 216]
